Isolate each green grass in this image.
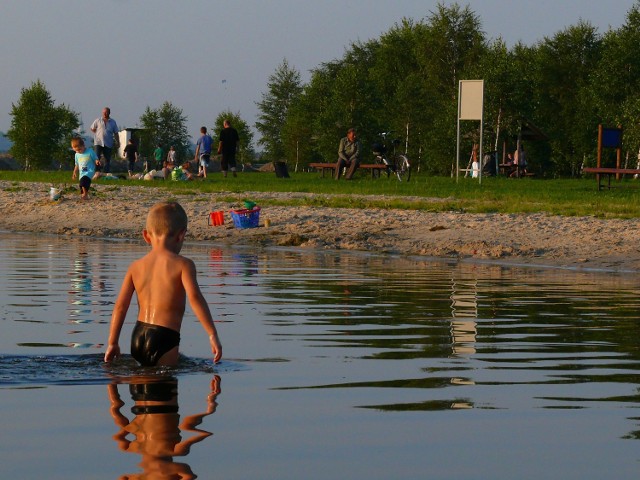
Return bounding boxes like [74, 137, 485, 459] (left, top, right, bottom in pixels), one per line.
[2, 169, 639, 218]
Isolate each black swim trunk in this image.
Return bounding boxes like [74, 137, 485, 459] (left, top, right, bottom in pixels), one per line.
[131, 321, 180, 367]
[79, 175, 91, 191]
[129, 378, 179, 414]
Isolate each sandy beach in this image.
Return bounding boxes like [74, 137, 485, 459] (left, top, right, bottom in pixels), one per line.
[2, 180, 639, 273]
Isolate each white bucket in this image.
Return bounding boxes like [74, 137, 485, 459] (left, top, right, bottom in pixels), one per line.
[50, 187, 61, 201]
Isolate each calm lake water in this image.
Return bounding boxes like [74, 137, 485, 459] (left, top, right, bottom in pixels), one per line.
[1, 230, 640, 479]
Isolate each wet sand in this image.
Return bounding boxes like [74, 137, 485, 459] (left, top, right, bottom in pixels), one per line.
[2, 180, 640, 272]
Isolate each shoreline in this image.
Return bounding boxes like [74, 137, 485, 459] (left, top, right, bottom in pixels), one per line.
[2, 181, 640, 273]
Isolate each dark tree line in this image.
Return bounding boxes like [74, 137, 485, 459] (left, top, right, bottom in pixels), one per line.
[257, 1, 640, 177]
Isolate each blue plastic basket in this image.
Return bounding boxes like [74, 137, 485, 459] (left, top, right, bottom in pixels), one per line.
[230, 207, 261, 229]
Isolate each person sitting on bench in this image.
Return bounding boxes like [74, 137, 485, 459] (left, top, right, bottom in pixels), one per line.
[335, 128, 361, 180]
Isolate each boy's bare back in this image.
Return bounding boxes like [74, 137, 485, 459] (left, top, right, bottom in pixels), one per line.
[104, 202, 221, 365]
[128, 248, 192, 332]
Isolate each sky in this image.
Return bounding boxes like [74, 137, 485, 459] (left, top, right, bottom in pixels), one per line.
[0, 0, 633, 144]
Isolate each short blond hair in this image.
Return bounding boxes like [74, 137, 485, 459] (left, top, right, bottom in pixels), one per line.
[146, 202, 188, 235]
[71, 137, 85, 148]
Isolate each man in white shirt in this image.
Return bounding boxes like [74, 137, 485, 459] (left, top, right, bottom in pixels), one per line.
[90, 107, 119, 173]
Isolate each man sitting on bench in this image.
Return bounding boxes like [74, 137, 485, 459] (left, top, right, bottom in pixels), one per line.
[335, 127, 361, 180]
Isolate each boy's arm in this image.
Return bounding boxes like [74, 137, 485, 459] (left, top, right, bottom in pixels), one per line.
[182, 259, 222, 362]
[72, 164, 78, 179]
[104, 269, 135, 363]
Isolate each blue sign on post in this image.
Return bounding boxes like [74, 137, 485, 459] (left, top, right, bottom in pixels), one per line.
[602, 128, 622, 148]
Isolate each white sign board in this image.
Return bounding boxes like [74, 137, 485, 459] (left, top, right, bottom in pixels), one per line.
[458, 80, 484, 120]
[456, 80, 485, 182]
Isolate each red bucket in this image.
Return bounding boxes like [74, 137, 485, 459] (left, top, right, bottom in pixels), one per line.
[208, 211, 225, 226]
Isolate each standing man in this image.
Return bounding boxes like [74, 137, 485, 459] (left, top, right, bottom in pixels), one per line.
[335, 127, 360, 180]
[194, 127, 213, 179]
[90, 107, 119, 173]
[218, 119, 240, 178]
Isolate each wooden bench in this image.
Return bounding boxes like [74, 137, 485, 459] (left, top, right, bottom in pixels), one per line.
[309, 162, 389, 178]
[583, 167, 640, 190]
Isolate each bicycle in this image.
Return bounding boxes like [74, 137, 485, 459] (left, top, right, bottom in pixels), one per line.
[372, 131, 412, 181]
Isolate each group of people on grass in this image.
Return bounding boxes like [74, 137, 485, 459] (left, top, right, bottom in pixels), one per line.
[71, 107, 240, 200]
[73, 112, 402, 202]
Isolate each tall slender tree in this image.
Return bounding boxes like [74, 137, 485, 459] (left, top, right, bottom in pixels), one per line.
[255, 59, 303, 162]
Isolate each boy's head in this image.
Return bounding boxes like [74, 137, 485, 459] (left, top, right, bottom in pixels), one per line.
[71, 137, 85, 152]
[200, 126, 207, 134]
[146, 202, 188, 236]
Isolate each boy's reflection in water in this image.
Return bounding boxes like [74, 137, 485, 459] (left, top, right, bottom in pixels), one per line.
[107, 375, 221, 479]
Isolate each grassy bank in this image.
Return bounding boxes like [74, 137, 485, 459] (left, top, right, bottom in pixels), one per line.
[2, 170, 639, 218]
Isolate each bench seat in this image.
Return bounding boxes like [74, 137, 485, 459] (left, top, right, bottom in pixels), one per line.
[309, 162, 388, 178]
[583, 167, 640, 190]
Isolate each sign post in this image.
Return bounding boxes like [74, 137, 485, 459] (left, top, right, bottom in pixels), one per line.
[457, 80, 484, 183]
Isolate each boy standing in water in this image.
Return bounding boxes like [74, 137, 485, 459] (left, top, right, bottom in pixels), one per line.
[71, 137, 99, 200]
[104, 202, 222, 366]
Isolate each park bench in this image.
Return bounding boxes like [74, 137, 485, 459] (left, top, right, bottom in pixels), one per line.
[309, 162, 389, 178]
[583, 167, 640, 190]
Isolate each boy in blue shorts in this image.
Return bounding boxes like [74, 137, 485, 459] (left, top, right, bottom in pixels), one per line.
[71, 137, 99, 200]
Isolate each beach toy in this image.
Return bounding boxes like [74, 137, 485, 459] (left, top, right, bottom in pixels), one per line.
[208, 211, 225, 226]
[244, 200, 257, 210]
[230, 207, 261, 229]
[171, 166, 185, 181]
[49, 187, 61, 201]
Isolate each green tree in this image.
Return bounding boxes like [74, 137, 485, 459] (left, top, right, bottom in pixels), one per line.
[534, 21, 602, 175]
[282, 63, 337, 166]
[287, 3, 487, 173]
[366, 20, 433, 170]
[138, 101, 190, 162]
[255, 59, 303, 161]
[213, 110, 255, 165]
[589, 1, 640, 163]
[420, 3, 485, 91]
[7, 80, 80, 169]
[417, 2, 487, 173]
[281, 100, 317, 170]
[472, 40, 540, 170]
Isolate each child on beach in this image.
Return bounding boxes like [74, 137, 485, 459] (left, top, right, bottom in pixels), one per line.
[71, 137, 99, 200]
[104, 202, 222, 366]
[123, 138, 139, 177]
